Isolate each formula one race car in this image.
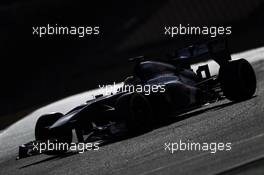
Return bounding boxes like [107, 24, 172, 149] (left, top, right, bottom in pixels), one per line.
[17, 38, 256, 159]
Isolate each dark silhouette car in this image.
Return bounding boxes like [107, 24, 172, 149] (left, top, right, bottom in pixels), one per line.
[17, 38, 256, 159]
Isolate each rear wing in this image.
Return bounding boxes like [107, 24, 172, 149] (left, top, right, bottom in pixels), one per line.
[129, 38, 232, 67]
[169, 38, 232, 66]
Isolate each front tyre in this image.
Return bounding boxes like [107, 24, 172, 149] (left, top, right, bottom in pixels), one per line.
[116, 93, 153, 134]
[35, 113, 72, 154]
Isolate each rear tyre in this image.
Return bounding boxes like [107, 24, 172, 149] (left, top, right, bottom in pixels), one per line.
[219, 59, 256, 101]
[35, 113, 72, 154]
[116, 93, 153, 134]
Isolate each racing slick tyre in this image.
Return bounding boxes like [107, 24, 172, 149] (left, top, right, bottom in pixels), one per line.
[35, 113, 72, 155]
[116, 93, 153, 134]
[219, 59, 256, 101]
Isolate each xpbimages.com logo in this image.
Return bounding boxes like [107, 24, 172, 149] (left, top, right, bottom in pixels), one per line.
[98, 82, 166, 95]
[32, 24, 100, 37]
[32, 140, 100, 153]
[164, 24, 232, 38]
[164, 140, 232, 154]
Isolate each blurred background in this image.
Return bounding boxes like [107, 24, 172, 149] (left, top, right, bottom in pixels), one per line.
[0, 0, 264, 127]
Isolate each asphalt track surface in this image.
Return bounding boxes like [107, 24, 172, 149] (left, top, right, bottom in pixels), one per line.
[0, 48, 264, 175]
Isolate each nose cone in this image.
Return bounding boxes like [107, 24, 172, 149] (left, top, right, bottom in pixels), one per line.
[49, 112, 76, 130]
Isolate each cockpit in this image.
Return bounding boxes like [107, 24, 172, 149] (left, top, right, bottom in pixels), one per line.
[134, 61, 177, 80]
